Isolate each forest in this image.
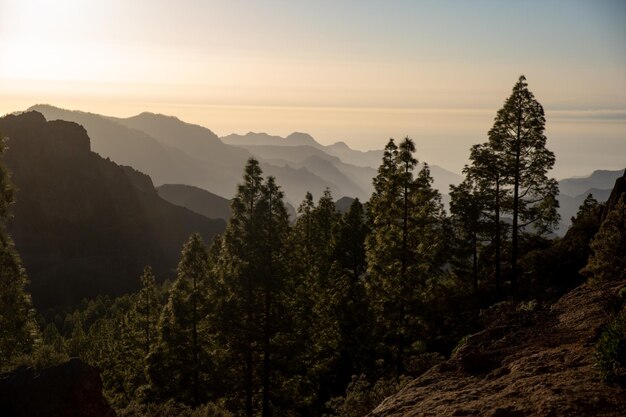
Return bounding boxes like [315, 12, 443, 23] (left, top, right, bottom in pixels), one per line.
[1, 77, 625, 417]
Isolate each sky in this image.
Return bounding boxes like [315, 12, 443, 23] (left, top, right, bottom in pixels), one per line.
[0, 0, 624, 178]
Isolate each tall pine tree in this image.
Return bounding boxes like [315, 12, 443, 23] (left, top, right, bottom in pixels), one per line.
[148, 233, 213, 406]
[488, 75, 559, 286]
[365, 137, 446, 374]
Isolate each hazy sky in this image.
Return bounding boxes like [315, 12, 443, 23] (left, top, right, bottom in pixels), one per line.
[0, 0, 624, 177]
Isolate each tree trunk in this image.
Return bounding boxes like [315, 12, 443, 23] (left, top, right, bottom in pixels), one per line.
[495, 176, 501, 290]
[262, 191, 273, 417]
[472, 229, 478, 295]
[511, 116, 522, 289]
[192, 272, 199, 406]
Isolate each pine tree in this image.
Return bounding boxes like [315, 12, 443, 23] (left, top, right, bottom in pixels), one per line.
[330, 199, 373, 387]
[218, 158, 265, 416]
[135, 265, 158, 356]
[465, 142, 508, 289]
[67, 314, 87, 357]
[365, 137, 446, 374]
[217, 159, 294, 416]
[148, 233, 213, 406]
[0, 134, 38, 369]
[489, 75, 559, 286]
[449, 178, 484, 294]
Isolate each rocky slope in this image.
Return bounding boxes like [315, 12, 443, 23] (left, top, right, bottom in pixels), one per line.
[371, 278, 626, 416]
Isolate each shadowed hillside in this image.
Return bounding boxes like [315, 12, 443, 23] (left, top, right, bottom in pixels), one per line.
[0, 112, 225, 311]
[156, 184, 232, 221]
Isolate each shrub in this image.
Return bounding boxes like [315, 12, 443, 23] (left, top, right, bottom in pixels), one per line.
[595, 311, 626, 384]
[324, 374, 411, 417]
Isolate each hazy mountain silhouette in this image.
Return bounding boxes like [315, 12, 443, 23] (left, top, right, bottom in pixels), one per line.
[223, 132, 462, 199]
[28, 105, 464, 205]
[222, 131, 319, 147]
[558, 169, 624, 197]
[157, 183, 298, 223]
[222, 131, 381, 166]
[325, 141, 385, 167]
[28, 105, 252, 198]
[156, 184, 232, 221]
[555, 169, 624, 234]
[336, 196, 356, 213]
[558, 188, 612, 225]
[0, 111, 225, 311]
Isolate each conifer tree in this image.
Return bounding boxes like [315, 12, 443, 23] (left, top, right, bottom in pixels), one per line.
[365, 137, 446, 374]
[148, 233, 213, 406]
[257, 175, 291, 417]
[0, 134, 38, 369]
[488, 75, 559, 286]
[330, 199, 373, 387]
[465, 142, 508, 289]
[449, 178, 484, 294]
[218, 159, 295, 416]
[135, 265, 158, 356]
[67, 314, 87, 357]
[218, 158, 265, 416]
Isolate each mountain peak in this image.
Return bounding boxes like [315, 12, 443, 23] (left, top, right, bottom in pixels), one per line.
[330, 141, 351, 150]
[286, 132, 319, 146]
[134, 111, 181, 122]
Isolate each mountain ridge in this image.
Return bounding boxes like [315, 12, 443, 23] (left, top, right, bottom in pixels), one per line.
[0, 111, 225, 311]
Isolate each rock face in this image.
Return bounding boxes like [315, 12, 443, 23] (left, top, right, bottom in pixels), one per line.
[370, 279, 626, 417]
[0, 358, 116, 417]
[601, 169, 626, 222]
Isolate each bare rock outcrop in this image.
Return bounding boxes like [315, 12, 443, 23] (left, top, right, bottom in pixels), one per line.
[0, 358, 116, 417]
[370, 279, 626, 417]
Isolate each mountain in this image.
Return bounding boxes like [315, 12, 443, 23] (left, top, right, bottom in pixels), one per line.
[156, 184, 232, 221]
[0, 111, 225, 311]
[29, 105, 462, 206]
[222, 131, 319, 147]
[224, 141, 461, 202]
[558, 169, 624, 197]
[557, 188, 612, 227]
[555, 169, 624, 234]
[325, 141, 384, 168]
[157, 183, 298, 222]
[28, 105, 252, 198]
[336, 196, 356, 213]
[110, 111, 248, 173]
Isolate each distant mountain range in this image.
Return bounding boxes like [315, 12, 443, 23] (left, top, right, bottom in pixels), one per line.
[24, 104, 622, 234]
[28, 105, 462, 204]
[556, 169, 624, 234]
[222, 132, 384, 167]
[221, 131, 463, 199]
[0, 111, 225, 311]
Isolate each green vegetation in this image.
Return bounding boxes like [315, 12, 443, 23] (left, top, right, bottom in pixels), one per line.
[595, 311, 626, 384]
